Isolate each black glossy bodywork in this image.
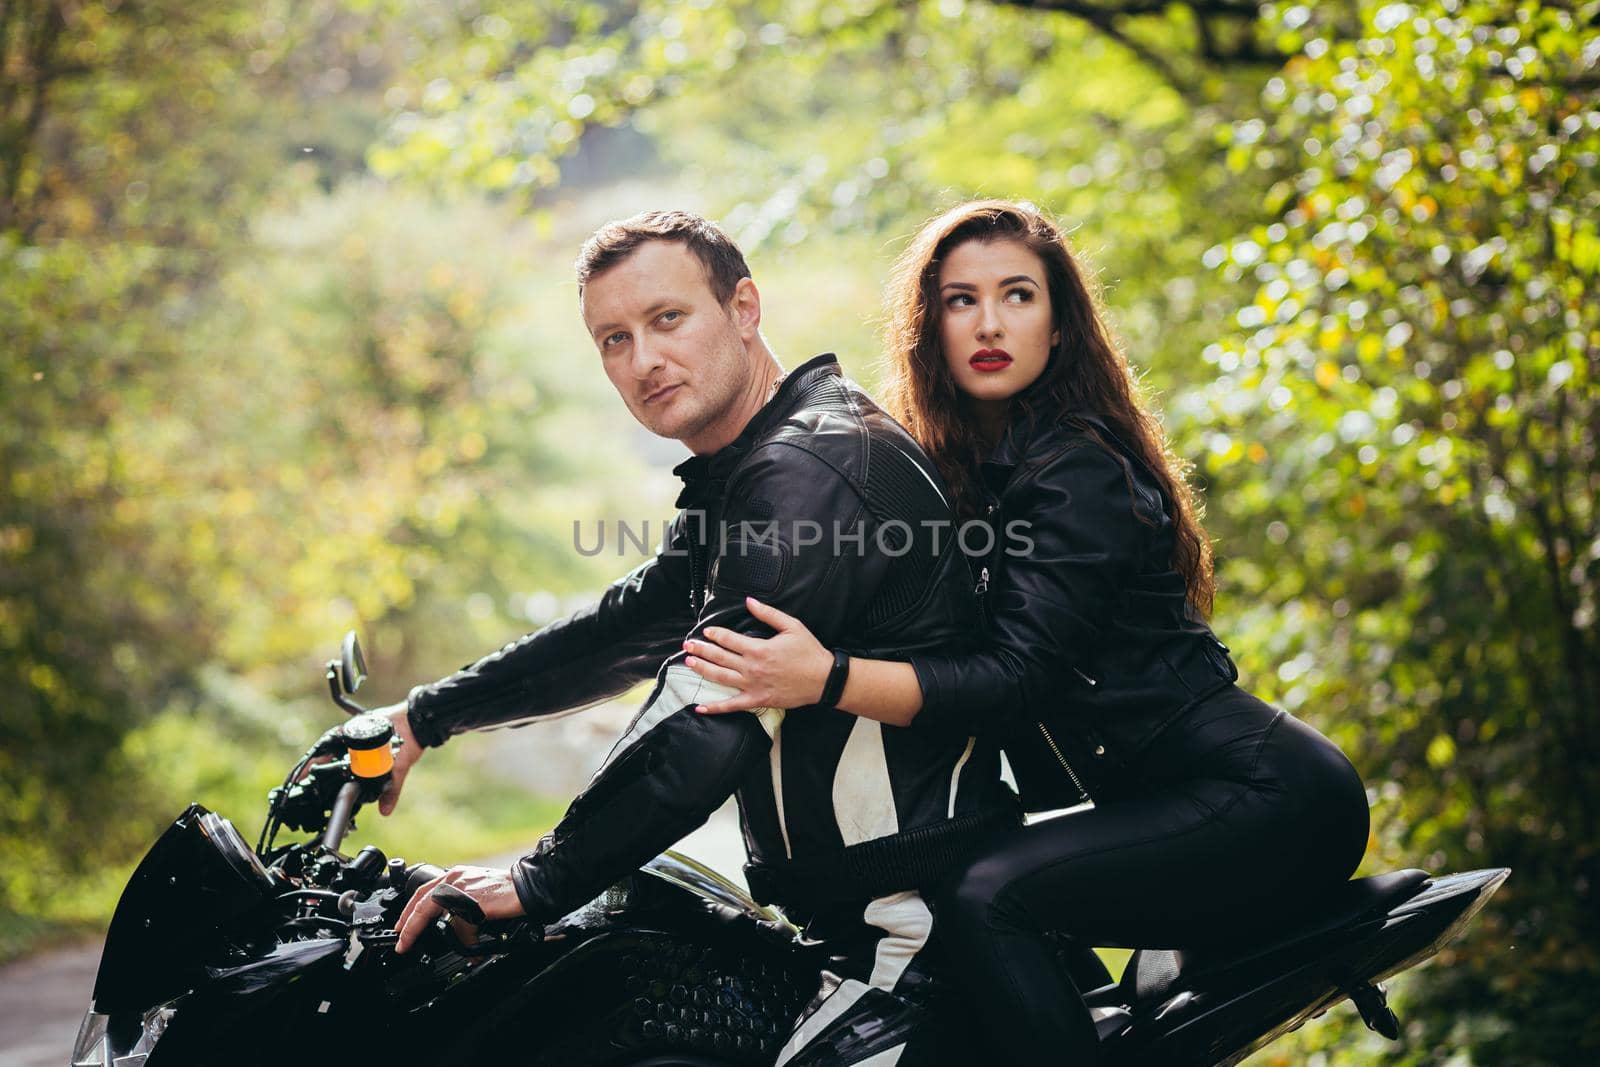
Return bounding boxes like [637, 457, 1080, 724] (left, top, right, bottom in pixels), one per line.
[86, 800, 1506, 1067]
[436, 852, 820, 1065]
[92, 804, 274, 1014]
[1088, 867, 1511, 1066]
[89, 813, 819, 1066]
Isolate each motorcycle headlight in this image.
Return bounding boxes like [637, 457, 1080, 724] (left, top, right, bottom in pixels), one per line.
[72, 1001, 178, 1066]
[70, 1010, 108, 1066]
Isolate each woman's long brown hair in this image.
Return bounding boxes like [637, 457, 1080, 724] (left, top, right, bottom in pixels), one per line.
[879, 199, 1216, 614]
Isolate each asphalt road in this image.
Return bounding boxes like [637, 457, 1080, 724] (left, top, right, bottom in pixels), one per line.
[0, 943, 101, 1067]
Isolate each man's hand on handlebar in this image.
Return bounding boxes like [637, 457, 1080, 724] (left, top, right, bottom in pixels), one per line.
[378, 704, 422, 816]
[394, 864, 526, 954]
[291, 703, 422, 817]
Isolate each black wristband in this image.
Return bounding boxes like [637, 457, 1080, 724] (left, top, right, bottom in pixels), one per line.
[818, 649, 851, 709]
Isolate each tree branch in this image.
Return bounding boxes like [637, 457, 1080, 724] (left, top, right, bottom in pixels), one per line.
[1000, 0, 1258, 18]
[1, 1, 66, 236]
[1076, 9, 1199, 100]
[989, 0, 1287, 83]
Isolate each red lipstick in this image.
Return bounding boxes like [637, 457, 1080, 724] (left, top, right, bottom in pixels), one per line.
[970, 349, 1013, 372]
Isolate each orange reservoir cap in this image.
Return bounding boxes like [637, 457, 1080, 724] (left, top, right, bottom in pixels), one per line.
[342, 713, 396, 779]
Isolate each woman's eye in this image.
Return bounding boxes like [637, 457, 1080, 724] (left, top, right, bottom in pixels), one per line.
[946, 294, 975, 308]
[1006, 288, 1033, 303]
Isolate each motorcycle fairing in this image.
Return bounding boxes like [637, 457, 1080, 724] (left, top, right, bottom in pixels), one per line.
[92, 804, 273, 1014]
[205, 937, 345, 994]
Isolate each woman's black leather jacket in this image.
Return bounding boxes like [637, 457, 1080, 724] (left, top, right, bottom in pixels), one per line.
[909, 397, 1238, 811]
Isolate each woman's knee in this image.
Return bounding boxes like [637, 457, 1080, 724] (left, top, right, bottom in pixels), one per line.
[936, 850, 1038, 937]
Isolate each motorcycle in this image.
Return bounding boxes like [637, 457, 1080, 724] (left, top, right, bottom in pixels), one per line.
[72, 633, 1509, 1066]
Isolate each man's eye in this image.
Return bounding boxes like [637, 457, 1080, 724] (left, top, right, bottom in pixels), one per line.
[603, 332, 629, 348]
[659, 310, 682, 325]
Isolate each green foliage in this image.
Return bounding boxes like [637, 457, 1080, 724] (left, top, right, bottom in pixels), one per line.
[3, 0, 381, 934]
[368, 0, 1264, 420]
[7, 1, 1598, 1063]
[1, 0, 642, 953]
[1, 664, 565, 958]
[1184, 2, 1600, 1062]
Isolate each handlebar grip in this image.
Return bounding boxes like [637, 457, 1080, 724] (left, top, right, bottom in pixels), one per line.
[403, 863, 446, 897]
[431, 884, 486, 926]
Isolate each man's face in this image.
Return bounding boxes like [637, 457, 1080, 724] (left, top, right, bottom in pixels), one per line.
[580, 240, 757, 452]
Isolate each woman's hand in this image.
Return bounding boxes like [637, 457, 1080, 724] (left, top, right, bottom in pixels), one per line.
[684, 597, 834, 714]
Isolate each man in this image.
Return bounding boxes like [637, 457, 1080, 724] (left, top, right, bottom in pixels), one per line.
[384, 211, 1013, 1065]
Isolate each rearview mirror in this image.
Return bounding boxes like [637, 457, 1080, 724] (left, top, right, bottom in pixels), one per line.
[340, 631, 367, 694]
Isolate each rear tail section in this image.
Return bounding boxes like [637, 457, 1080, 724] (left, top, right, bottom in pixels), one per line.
[1094, 868, 1510, 1066]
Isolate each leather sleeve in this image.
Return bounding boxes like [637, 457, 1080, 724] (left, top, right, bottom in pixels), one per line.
[698, 441, 878, 649]
[909, 441, 1143, 738]
[512, 444, 882, 922]
[404, 512, 697, 749]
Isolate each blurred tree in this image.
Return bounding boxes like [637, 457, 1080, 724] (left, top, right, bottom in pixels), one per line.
[366, 0, 1304, 203]
[370, 0, 1269, 401]
[1185, 2, 1599, 1062]
[8, 1, 1597, 1062]
[1, 0, 634, 938]
[2, 0, 306, 927]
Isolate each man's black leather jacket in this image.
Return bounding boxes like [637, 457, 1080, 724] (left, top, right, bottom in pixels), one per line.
[405, 354, 1012, 926]
[909, 392, 1238, 812]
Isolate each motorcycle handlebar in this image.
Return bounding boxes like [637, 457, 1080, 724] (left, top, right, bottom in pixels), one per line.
[320, 780, 363, 852]
[404, 863, 447, 898]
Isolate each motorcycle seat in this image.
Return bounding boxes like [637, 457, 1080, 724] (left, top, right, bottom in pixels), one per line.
[1119, 868, 1431, 1008]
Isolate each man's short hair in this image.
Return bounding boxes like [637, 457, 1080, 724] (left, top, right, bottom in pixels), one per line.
[576, 210, 752, 305]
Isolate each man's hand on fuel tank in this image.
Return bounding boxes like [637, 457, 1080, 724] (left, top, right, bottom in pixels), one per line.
[394, 864, 526, 954]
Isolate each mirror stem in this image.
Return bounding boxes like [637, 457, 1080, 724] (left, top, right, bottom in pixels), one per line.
[326, 664, 368, 717]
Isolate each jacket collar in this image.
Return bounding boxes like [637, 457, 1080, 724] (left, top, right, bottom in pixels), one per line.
[671, 353, 841, 509]
[979, 378, 1127, 500]
[978, 370, 1059, 496]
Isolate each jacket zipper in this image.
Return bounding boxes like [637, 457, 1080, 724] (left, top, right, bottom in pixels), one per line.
[1037, 721, 1090, 803]
[687, 533, 706, 616]
[975, 500, 995, 599]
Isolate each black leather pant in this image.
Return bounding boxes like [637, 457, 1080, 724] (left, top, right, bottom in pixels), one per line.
[934, 686, 1369, 1064]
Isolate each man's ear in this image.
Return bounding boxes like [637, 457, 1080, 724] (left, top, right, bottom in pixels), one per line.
[730, 277, 762, 339]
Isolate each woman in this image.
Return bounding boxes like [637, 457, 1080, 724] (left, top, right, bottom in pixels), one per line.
[681, 200, 1369, 1062]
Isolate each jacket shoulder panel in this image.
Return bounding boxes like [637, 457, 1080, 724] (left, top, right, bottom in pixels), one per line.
[1009, 423, 1166, 529]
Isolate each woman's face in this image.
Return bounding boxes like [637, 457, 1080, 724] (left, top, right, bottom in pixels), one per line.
[938, 237, 1058, 406]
